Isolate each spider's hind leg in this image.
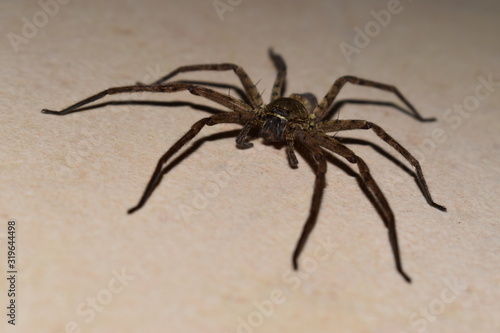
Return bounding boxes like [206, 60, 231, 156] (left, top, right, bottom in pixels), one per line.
[269, 48, 287, 102]
[314, 75, 437, 122]
[291, 130, 327, 270]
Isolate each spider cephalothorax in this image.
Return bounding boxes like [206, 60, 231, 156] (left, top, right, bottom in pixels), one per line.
[260, 97, 309, 143]
[43, 49, 446, 283]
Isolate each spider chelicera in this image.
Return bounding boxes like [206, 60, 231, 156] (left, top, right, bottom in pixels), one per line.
[42, 49, 446, 283]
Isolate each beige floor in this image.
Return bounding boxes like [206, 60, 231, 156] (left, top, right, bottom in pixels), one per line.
[1, 0, 499, 332]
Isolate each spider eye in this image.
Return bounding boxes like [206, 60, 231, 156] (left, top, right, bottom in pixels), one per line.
[261, 116, 286, 142]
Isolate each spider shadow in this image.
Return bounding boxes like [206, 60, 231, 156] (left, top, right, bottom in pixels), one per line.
[323, 99, 426, 122]
[159, 129, 242, 174]
[73, 100, 227, 115]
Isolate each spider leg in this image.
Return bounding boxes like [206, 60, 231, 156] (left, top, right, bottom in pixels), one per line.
[285, 131, 298, 168]
[235, 121, 255, 149]
[268, 48, 287, 102]
[318, 120, 446, 211]
[128, 111, 254, 214]
[139, 63, 263, 108]
[289, 93, 318, 115]
[41, 83, 251, 115]
[313, 75, 436, 122]
[312, 132, 412, 283]
[291, 130, 327, 270]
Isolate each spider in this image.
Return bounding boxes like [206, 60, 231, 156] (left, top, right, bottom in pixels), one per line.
[42, 49, 446, 283]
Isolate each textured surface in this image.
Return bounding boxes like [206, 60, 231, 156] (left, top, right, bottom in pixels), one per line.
[1, 0, 499, 332]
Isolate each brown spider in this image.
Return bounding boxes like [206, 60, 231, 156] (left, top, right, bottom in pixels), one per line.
[42, 49, 446, 283]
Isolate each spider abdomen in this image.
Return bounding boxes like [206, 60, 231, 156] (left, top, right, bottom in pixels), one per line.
[42, 49, 445, 283]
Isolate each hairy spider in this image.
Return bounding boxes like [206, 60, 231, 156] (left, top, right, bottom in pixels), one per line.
[42, 49, 446, 283]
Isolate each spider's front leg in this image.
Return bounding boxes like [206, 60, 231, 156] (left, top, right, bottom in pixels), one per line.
[128, 111, 255, 214]
[268, 48, 287, 102]
[291, 130, 327, 270]
[235, 121, 256, 149]
[285, 133, 299, 168]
